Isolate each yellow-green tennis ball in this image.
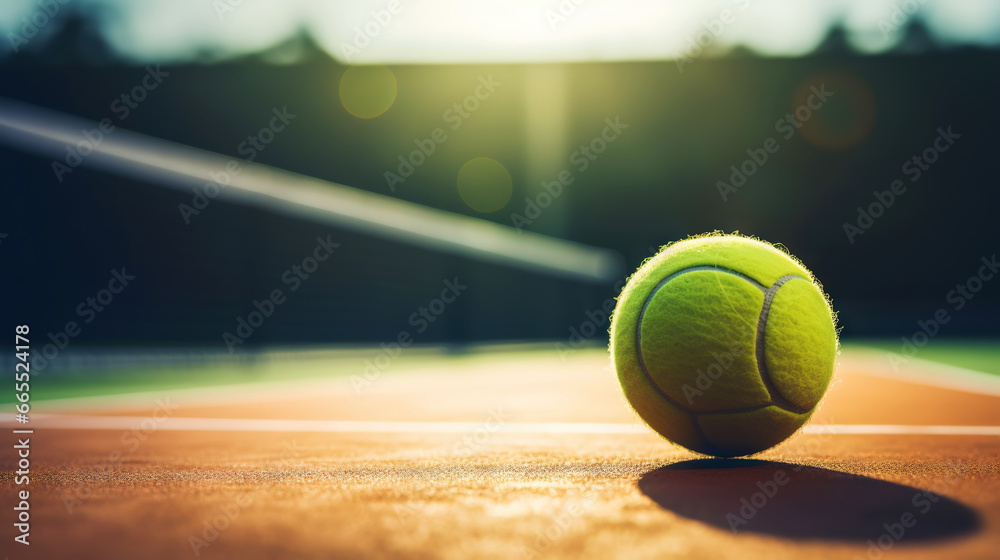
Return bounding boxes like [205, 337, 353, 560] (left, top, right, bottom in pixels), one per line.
[610, 234, 838, 457]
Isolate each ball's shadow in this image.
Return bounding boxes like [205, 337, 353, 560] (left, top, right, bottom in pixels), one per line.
[638, 459, 980, 541]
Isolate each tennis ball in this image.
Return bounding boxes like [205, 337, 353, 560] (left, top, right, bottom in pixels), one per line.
[610, 233, 837, 457]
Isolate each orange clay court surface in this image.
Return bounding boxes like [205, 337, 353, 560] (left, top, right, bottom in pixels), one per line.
[2, 346, 1000, 560]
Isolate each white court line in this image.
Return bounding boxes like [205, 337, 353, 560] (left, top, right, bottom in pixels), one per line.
[16, 347, 1000, 415]
[806, 424, 1000, 436]
[1, 415, 998, 436]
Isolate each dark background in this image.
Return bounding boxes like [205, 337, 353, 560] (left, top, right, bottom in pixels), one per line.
[2, 27, 998, 351]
